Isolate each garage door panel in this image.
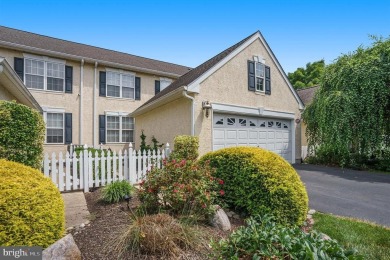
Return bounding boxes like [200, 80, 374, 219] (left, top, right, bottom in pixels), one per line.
[259, 131, 267, 139]
[214, 129, 225, 139]
[238, 130, 248, 139]
[249, 131, 258, 139]
[268, 131, 275, 139]
[213, 144, 225, 150]
[226, 130, 237, 139]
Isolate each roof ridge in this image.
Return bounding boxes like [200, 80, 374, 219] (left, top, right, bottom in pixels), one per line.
[0, 25, 191, 69]
[297, 85, 320, 91]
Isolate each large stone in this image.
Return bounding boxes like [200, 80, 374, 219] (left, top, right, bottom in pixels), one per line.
[308, 209, 316, 215]
[210, 208, 231, 231]
[42, 234, 81, 260]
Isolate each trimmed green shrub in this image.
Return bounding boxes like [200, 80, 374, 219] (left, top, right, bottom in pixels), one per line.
[138, 159, 220, 218]
[101, 180, 134, 203]
[0, 159, 65, 247]
[212, 214, 361, 259]
[199, 147, 308, 225]
[170, 135, 199, 160]
[0, 101, 45, 169]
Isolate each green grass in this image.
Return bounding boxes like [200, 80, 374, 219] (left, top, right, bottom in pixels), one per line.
[313, 212, 390, 260]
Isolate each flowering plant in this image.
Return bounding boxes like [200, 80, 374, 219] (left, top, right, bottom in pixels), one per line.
[138, 158, 224, 218]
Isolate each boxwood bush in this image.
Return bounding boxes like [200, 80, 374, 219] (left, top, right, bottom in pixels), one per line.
[0, 101, 45, 169]
[0, 159, 65, 247]
[199, 147, 308, 225]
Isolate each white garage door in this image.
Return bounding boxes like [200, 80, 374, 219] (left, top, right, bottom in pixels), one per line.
[213, 113, 292, 162]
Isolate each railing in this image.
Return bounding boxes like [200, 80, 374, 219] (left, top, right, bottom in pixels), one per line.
[42, 143, 170, 192]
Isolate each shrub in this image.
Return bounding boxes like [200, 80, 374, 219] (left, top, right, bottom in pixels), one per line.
[170, 135, 199, 160]
[101, 180, 134, 203]
[199, 147, 308, 225]
[212, 214, 361, 259]
[113, 213, 206, 259]
[140, 130, 163, 153]
[138, 159, 221, 218]
[0, 101, 45, 169]
[0, 159, 65, 247]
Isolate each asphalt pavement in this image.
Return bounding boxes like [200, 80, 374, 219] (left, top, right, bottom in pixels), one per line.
[294, 164, 390, 227]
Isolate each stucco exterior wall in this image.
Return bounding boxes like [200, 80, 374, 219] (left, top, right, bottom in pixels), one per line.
[0, 47, 174, 154]
[301, 122, 308, 146]
[193, 39, 302, 161]
[0, 84, 16, 101]
[134, 97, 191, 150]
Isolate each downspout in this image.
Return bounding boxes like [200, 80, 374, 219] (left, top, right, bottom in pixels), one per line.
[93, 62, 98, 147]
[79, 59, 84, 144]
[182, 87, 195, 135]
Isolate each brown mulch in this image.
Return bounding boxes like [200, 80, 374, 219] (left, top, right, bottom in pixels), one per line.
[71, 189, 244, 260]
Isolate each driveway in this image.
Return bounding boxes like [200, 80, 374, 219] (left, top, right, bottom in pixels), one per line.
[294, 164, 390, 227]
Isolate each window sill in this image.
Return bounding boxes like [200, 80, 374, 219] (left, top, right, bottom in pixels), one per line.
[255, 91, 266, 95]
[28, 89, 66, 95]
[104, 96, 136, 101]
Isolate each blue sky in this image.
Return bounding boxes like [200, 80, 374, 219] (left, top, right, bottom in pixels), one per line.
[0, 0, 389, 73]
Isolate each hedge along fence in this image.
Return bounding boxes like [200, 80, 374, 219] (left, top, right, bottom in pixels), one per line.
[0, 100, 45, 169]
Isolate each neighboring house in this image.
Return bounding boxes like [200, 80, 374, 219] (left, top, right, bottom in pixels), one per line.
[0, 26, 190, 154]
[132, 31, 305, 163]
[0, 57, 41, 111]
[297, 86, 320, 159]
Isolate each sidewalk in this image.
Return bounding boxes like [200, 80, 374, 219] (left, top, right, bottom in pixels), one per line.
[62, 192, 90, 228]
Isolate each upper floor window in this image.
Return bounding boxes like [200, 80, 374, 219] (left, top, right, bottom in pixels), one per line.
[160, 78, 172, 91]
[248, 57, 271, 95]
[255, 62, 265, 92]
[25, 58, 65, 91]
[106, 71, 135, 99]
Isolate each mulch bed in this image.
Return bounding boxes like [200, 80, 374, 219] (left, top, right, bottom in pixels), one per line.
[70, 188, 244, 260]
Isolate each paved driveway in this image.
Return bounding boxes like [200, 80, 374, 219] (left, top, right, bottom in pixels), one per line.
[294, 164, 390, 227]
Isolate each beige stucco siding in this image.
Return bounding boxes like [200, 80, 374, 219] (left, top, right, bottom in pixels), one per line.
[134, 97, 191, 149]
[0, 47, 174, 154]
[194, 39, 302, 161]
[301, 122, 308, 146]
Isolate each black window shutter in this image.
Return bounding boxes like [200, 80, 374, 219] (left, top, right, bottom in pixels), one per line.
[65, 113, 72, 144]
[99, 115, 106, 144]
[265, 65, 271, 95]
[99, 72, 106, 96]
[135, 77, 141, 100]
[155, 80, 160, 95]
[248, 60, 255, 91]
[65, 66, 73, 93]
[14, 57, 24, 81]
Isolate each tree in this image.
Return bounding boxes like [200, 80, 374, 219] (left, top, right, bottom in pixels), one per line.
[288, 60, 325, 89]
[303, 36, 390, 166]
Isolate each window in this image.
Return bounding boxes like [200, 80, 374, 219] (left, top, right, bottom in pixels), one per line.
[239, 118, 246, 127]
[276, 121, 282, 128]
[107, 71, 135, 99]
[268, 121, 274, 128]
[249, 120, 256, 127]
[160, 78, 172, 91]
[255, 62, 265, 92]
[106, 115, 134, 143]
[215, 118, 224, 125]
[25, 58, 65, 91]
[227, 118, 236, 126]
[46, 113, 64, 143]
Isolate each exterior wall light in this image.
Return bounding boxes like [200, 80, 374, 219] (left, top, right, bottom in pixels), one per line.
[202, 101, 212, 118]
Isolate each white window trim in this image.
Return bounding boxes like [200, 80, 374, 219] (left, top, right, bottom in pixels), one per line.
[105, 112, 134, 143]
[159, 77, 172, 91]
[105, 69, 136, 99]
[43, 108, 66, 145]
[254, 59, 265, 93]
[23, 54, 66, 92]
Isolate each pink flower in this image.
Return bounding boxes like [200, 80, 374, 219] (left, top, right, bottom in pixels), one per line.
[219, 190, 225, 196]
[219, 179, 224, 185]
[173, 189, 178, 193]
[148, 188, 153, 193]
[139, 180, 145, 186]
[201, 204, 207, 208]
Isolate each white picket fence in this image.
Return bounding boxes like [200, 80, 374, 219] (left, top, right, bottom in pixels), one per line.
[42, 143, 170, 192]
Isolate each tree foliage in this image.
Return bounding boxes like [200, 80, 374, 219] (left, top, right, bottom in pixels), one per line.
[288, 60, 325, 89]
[303, 37, 390, 166]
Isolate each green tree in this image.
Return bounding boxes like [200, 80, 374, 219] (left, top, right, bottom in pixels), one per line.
[303, 36, 390, 166]
[288, 60, 325, 89]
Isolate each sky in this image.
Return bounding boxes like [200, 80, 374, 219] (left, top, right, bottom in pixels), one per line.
[0, 0, 389, 73]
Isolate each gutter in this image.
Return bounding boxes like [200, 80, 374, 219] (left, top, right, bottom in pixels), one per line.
[79, 59, 84, 144]
[93, 62, 98, 147]
[0, 40, 185, 79]
[182, 87, 195, 135]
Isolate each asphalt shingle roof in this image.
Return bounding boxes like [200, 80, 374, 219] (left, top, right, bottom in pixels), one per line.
[0, 26, 191, 76]
[297, 86, 320, 105]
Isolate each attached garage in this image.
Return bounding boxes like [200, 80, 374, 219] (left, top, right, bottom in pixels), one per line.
[212, 113, 293, 162]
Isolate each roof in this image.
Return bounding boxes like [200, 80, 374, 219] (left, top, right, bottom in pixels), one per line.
[0, 58, 41, 111]
[136, 31, 258, 110]
[0, 26, 191, 77]
[297, 86, 320, 105]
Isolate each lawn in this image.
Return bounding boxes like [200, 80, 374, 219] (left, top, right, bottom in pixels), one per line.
[313, 212, 390, 260]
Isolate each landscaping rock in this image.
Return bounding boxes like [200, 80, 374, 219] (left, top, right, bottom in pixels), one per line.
[308, 209, 316, 215]
[210, 208, 231, 231]
[307, 214, 312, 219]
[42, 234, 81, 260]
[79, 223, 85, 228]
[226, 211, 234, 218]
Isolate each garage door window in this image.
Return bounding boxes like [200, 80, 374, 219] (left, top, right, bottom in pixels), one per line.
[268, 121, 274, 127]
[283, 123, 289, 129]
[227, 118, 236, 126]
[276, 121, 282, 128]
[239, 119, 246, 127]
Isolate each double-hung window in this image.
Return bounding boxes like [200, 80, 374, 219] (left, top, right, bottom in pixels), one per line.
[25, 57, 65, 91]
[255, 62, 265, 92]
[46, 112, 64, 144]
[106, 71, 135, 99]
[106, 115, 134, 143]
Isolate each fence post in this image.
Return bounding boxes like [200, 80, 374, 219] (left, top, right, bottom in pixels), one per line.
[165, 143, 171, 158]
[128, 143, 133, 183]
[83, 144, 89, 193]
